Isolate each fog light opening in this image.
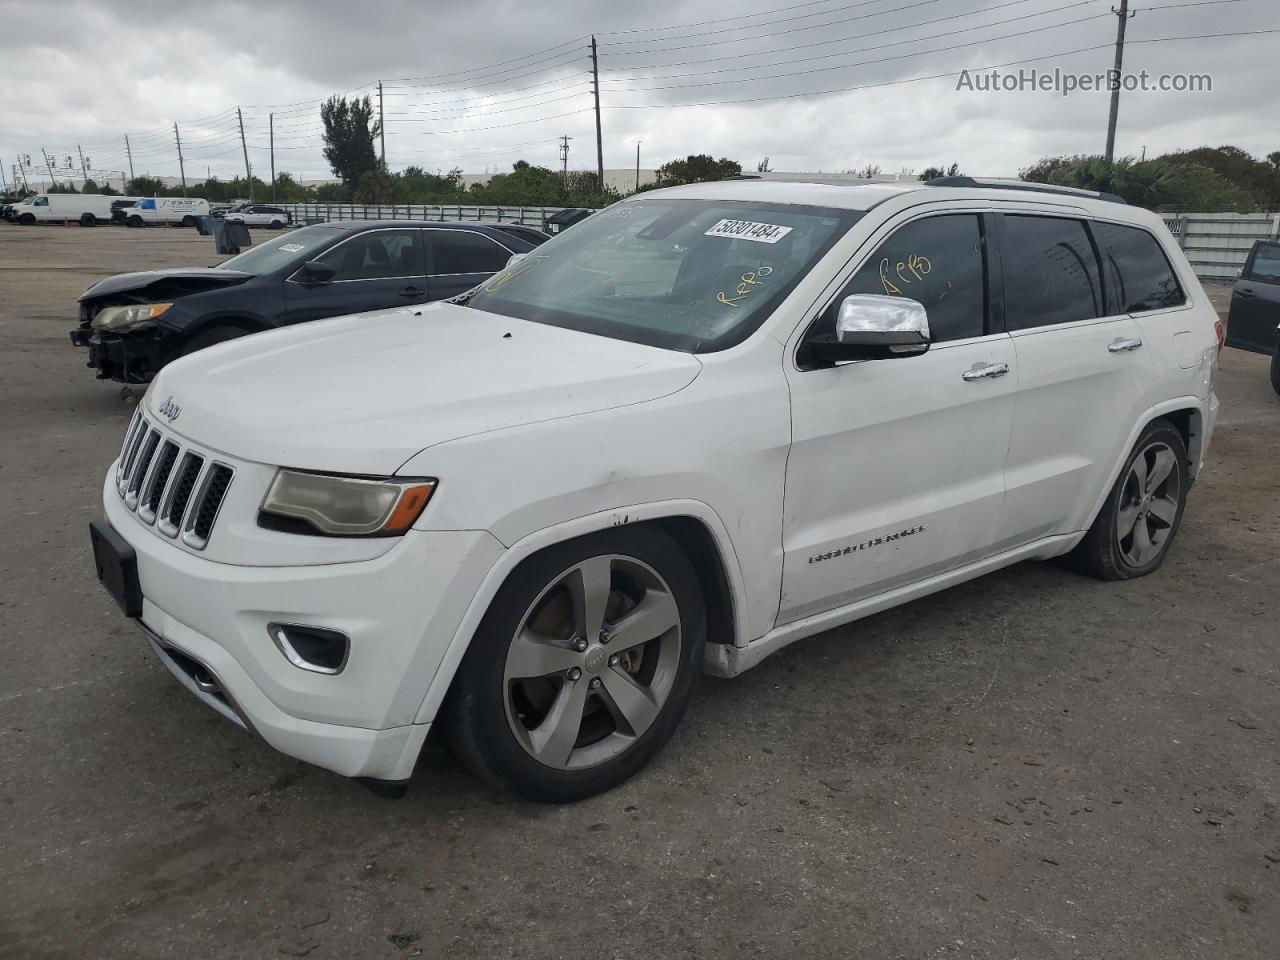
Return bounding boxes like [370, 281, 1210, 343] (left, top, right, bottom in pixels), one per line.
[268, 622, 350, 675]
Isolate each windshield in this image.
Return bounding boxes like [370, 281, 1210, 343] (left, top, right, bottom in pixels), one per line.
[217, 225, 341, 274]
[466, 199, 861, 352]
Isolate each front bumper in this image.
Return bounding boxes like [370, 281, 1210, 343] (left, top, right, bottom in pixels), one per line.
[101, 473, 505, 781]
[69, 324, 173, 383]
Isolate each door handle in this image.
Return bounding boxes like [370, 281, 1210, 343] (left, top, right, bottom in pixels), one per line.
[399, 286, 425, 297]
[1108, 337, 1143, 353]
[962, 361, 1010, 381]
[1236, 289, 1256, 298]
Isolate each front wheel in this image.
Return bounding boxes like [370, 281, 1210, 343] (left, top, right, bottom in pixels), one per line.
[1067, 419, 1189, 580]
[127, 215, 143, 227]
[18, 213, 35, 225]
[179, 324, 251, 357]
[445, 526, 705, 802]
[1270, 342, 1280, 396]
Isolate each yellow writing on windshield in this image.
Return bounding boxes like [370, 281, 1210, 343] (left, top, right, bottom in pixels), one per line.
[717, 265, 775, 307]
[879, 254, 932, 296]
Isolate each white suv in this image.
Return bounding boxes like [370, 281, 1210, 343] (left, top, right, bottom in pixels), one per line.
[90, 178, 1221, 801]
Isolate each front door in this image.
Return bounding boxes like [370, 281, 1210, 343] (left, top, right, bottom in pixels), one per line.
[779, 211, 1017, 625]
[282, 227, 428, 325]
[1228, 241, 1280, 354]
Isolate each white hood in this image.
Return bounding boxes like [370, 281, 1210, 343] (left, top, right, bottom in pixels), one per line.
[146, 303, 702, 475]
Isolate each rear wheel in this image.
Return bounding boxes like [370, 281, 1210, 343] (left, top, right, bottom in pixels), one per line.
[179, 324, 252, 357]
[1270, 342, 1280, 396]
[445, 526, 705, 802]
[1068, 419, 1189, 580]
[80, 213, 97, 227]
[180, 215, 196, 228]
[269, 219, 284, 229]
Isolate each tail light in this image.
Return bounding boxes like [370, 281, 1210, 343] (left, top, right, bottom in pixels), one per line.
[1214, 318, 1226, 354]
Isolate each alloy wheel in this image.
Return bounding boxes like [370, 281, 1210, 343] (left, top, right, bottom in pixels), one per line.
[1116, 440, 1181, 567]
[503, 554, 682, 771]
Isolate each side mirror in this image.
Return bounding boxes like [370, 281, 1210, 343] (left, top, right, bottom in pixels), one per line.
[505, 253, 528, 269]
[299, 260, 336, 284]
[808, 294, 931, 364]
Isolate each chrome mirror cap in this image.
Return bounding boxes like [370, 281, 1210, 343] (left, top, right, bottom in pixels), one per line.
[836, 294, 931, 353]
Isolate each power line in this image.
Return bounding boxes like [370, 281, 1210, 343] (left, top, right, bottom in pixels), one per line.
[601, 27, 1279, 110]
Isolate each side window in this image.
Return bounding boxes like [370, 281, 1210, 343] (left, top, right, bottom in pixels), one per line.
[1093, 221, 1186, 312]
[317, 229, 422, 281]
[1001, 216, 1103, 330]
[1246, 242, 1280, 284]
[818, 214, 987, 343]
[427, 231, 511, 275]
[34, 196, 48, 207]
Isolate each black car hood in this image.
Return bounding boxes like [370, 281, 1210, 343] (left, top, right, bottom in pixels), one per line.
[80, 268, 254, 302]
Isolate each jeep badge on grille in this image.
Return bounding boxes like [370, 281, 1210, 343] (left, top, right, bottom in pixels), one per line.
[158, 396, 181, 422]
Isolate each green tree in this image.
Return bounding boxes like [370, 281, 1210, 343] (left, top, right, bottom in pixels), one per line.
[652, 154, 742, 187]
[1020, 153, 1253, 211]
[919, 162, 963, 180]
[127, 176, 166, 196]
[321, 95, 382, 191]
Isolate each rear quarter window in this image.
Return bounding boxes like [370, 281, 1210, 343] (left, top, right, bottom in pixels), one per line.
[1093, 221, 1186, 313]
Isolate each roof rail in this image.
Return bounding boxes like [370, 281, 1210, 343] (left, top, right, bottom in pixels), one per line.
[924, 176, 1127, 205]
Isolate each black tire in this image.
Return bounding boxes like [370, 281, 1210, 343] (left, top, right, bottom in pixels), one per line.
[1067, 419, 1189, 580]
[269, 220, 284, 229]
[18, 213, 35, 225]
[127, 215, 143, 228]
[1270, 343, 1280, 397]
[180, 215, 196, 228]
[179, 324, 252, 357]
[444, 525, 706, 803]
[80, 213, 96, 227]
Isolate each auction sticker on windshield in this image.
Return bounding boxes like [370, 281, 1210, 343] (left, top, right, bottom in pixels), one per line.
[279, 243, 306, 253]
[704, 219, 794, 244]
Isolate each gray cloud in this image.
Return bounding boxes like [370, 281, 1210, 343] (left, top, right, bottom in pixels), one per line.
[1, 0, 1275, 190]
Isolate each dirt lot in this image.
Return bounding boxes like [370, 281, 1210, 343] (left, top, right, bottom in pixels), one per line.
[1, 225, 1277, 959]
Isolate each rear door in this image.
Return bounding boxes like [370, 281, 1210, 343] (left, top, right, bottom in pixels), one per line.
[1228, 241, 1280, 354]
[423, 228, 516, 299]
[281, 227, 428, 325]
[996, 213, 1154, 546]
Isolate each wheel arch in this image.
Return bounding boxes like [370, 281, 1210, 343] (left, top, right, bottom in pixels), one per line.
[185, 312, 272, 339]
[411, 501, 747, 727]
[1076, 397, 1206, 542]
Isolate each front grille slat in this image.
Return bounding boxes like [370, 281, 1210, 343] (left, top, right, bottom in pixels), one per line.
[116, 418, 234, 550]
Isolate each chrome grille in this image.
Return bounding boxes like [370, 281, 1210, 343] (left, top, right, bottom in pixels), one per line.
[115, 417, 234, 550]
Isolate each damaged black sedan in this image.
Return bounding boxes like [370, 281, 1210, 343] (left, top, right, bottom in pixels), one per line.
[70, 220, 544, 383]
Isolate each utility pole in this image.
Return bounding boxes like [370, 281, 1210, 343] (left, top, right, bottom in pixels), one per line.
[42, 150, 56, 191]
[1104, 0, 1135, 163]
[269, 112, 277, 201]
[378, 81, 386, 168]
[237, 107, 252, 200]
[559, 135, 572, 183]
[76, 144, 88, 186]
[124, 135, 135, 189]
[0, 161, 8, 194]
[635, 139, 641, 193]
[590, 36, 604, 192]
[174, 123, 188, 197]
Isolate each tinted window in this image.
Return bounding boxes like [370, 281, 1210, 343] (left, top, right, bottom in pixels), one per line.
[1248, 242, 1280, 283]
[1002, 216, 1102, 330]
[821, 214, 986, 343]
[1093, 221, 1185, 312]
[221, 224, 341, 274]
[319, 229, 422, 281]
[427, 231, 510, 275]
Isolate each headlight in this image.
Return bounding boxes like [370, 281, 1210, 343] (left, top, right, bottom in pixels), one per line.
[92, 303, 172, 332]
[260, 470, 437, 537]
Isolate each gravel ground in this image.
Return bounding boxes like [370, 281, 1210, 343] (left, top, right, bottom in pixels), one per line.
[0, 226, 1277, 959]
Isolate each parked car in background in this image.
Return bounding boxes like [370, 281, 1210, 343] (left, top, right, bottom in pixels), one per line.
[224, 204, 292, 229]
[1225, 239, 1280, 394]
[492, 222, 551, 246]
[89, 179, 1220, 801]
[10, 193, 118, 226]
[110, 198, 142, 223]
[124, 197, 211, 227]
[70, 220, 535, 383]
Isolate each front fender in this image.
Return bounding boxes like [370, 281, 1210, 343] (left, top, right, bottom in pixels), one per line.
[409, 499, 749, 726]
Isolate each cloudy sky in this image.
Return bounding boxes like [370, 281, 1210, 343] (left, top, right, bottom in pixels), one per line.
[1, 0, 1275, 191]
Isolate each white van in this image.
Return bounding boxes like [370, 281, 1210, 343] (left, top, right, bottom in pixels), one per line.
[124, 197, 211, 227]
[12, 193, 118, 226]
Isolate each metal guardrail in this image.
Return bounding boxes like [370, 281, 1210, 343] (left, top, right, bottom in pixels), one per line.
[1162, 213, 1280, 280]
[276, 203, 570, 228]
